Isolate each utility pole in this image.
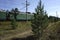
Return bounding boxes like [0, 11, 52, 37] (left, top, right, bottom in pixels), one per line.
[21, 0, 30, 21]
[56, 11, 58, 17]
[26, 0, 30, 22]
[56, 11, 58, 21]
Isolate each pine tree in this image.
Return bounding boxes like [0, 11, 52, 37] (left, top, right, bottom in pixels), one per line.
[14, 8, 19, 20]
[10, 8, 19, 29]
[11, 8, 19, 20]
[31, 0, 48, 40]
[6, 10, 10, 20]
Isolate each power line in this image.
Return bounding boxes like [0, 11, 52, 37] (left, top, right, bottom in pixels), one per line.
[20, 6, 26, 10]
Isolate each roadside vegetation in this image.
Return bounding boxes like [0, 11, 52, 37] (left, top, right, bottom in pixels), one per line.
[0, 0, 60, 40]
[0, 21, 31, 38]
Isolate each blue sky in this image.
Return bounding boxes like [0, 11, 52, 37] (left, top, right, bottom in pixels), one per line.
[0, 0, 60, 17]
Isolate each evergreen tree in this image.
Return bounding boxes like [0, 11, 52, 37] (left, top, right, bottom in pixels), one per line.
[31, 0, 48, 40]
[11, 8, 19, 20]
[6, 10, 10, 20]
[10, 8, 19, 29]
[14, 8, 19, 20]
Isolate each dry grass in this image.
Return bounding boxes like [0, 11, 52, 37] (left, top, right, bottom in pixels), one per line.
[40, 21, 60, 40]
[0, 21, 32, 38]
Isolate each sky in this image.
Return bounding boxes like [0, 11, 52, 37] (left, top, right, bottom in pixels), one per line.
[0, 0, 60, 17]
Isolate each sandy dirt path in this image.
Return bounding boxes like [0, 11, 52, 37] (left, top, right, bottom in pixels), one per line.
[1, 30, 33, 40]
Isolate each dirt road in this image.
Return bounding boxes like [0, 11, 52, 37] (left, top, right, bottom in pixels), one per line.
[1, 30, 33, 40]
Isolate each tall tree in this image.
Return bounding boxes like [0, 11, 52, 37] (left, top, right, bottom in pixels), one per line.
[14, 8, 19, 20]
[10, 8, 19, 29]
[31, 0, 48, 40]
[6, 10, 10, 20]
[11, 8, 19, 20]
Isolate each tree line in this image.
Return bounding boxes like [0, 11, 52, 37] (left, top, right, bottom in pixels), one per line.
[6, 8, 19, 20]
